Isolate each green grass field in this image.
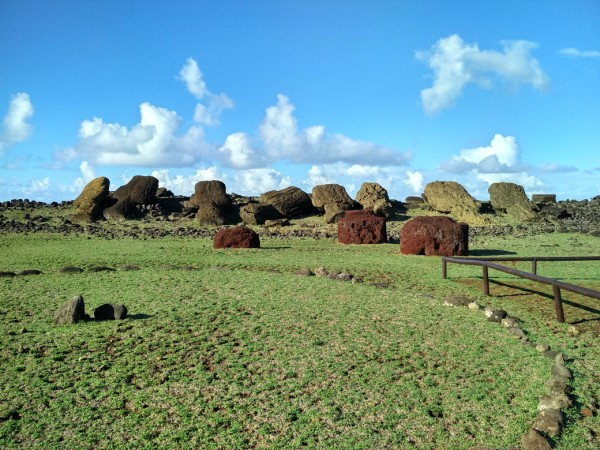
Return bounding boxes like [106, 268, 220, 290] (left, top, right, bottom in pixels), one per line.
[1, 229, 599, 449]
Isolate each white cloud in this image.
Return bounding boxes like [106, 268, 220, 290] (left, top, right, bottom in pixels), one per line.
[178, 58, 208, 99]
[0, 92, 34, 154]
[232, 168, 291, 195]
[218, 132, 263, 169]
[64, 102, 213, 167]
[559, 48, 600, 58]
[80, 161, 96, 182]
[180, 57, 233, 127]
[441, 134, 524, 174]
[441, 134, 543, 190]
[303, 162, 403, 198]
[259, 95, 411, 166]
[417, 34, 549, 115]
[404, 171, 424, 194]
[151, 167, 226, 196]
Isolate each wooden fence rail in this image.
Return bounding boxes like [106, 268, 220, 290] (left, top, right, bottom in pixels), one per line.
[441, 256, 600, 323]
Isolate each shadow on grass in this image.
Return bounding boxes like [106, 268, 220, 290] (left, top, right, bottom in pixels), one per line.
[489, 279, 600, 318]
[260, 246, 292, 250]
[128, 313, 152, 320]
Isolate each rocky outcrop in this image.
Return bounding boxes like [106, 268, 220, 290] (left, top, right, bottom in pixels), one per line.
[489, 182, 539, 221]
[356, 182, 393, 217]
[71, 177, 110, 223]
[213, 226, 260, 249]
[400, 216, 469, 256]
[260, 186, 313, 218]
[337, 210, 387, 244]
[104, 175, 159, 220]
[423, 181, 488, 225]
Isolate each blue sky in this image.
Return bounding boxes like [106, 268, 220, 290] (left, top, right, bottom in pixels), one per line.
[1, 0, 599, 202]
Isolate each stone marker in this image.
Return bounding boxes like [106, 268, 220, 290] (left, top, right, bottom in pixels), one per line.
[54, 295, 86, 325]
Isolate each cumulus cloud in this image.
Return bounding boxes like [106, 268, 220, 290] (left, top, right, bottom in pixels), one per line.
[0, 92, 34, 154]
[404, 171, 424, 194]
[233, 168, 292, 195]
[303, 162, 403, 197]
[218, 132, 264, 169]
[180, 58, 233, 126]
[441, 134, 543, 189]
[62, 102, 212, 167]
[258, 95, 411, 166]
[416, 34, 549, 115]
[151, 167, 226, 195]
[559, 48, 600, 58]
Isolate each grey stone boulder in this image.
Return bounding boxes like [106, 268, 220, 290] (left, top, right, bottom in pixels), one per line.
[423, 181, 488, 225]
[54, 295, 86, 325]
[260, 186, 313, 217]
[311, 184, 354, 210]
[489, 182, 539, 221]
[356, 182, 393, 217]
[94, 303, 128, 320]
[104, 175, 159, 220]
[71, 176, 110, 223]
[188, 180, 230, 208]
[239, 203, 280, 225]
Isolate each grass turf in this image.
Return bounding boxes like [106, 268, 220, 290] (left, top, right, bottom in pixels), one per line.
[0, 231, 599, 449]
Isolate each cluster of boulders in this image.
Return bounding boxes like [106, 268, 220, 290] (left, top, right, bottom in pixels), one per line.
[53, 294, 128, 324]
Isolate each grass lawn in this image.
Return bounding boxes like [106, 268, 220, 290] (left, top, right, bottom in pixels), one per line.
[0, 230, 599, 449]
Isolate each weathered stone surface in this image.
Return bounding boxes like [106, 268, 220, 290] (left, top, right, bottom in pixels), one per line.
[239, 203, 280, 225]
[188, 180, 232, 225]
[54, 295, 86, 325]
[324, 202, 351, 224]
[213, 226, 260, 249]
[104, 175, 159, 220]
[71, 177, 110, 223]
[405, 196, 424, 203]
[338, 210, 387, 244]
[188, 180, 230, 208]
[292, 268, 312, 277]
[533, 409, 564, 437]
[520, 428, 552, 450]
[400, 216, 468, 256]
[311, 184, 354, 210]
[260, 186, 312, 217]
[94, 303, 128, 320]
[113, 175, 159, 204]
[423, 181, 488, 225]
[356, 182, 393, 217]
[489, 182, 539, 221]
[196, 202, 226, 226]
[487, 309, 508, 322]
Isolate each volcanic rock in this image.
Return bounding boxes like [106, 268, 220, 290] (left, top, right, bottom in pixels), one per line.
[239, 203, 280, 225]
[400, 216, 468, 256]
[54, 295, 86, 325]
[104, 175, 159, 220]
[423, 181, 488, 225]
[356, 182, 393, 217]
[71, 176, 110, 223]
[213, 226, 260, 249]
[94, 303, 128, 320]
[260, 186, 313, 217]
[311, 184, 354, 220]
[489, 182, 539, 221]
[337, 210, 387, 244]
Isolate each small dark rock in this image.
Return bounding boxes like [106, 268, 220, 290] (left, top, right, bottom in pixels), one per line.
[59, 266, 84, 274]
[533, 409, 564, 437]
[487, 309, 508, 322]
[520, 428, 552, 450]
[19, 269, 42, 276]
[94, 304, 128, 321]
[443, 296, 471, 307]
